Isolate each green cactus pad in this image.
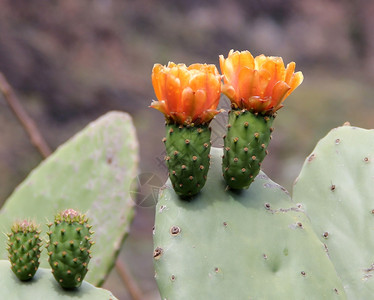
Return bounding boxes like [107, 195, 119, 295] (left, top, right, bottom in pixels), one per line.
[0, 111, 138, 286]
[0, 260, 118, 299]
[222, 109, 274, 189]
[153, 147, 346, 299]
[47, 209, 94, 289]
[7, 220, 42, 281]
[164, 123, 211, 197]
[293, 124, 374, 299]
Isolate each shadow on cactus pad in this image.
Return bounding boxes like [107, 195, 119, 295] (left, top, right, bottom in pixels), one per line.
[0, 260, 118, 299]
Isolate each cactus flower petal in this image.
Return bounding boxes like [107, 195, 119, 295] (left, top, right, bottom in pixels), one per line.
[151, 62, 221, 125]
[220, 50, 303, 114]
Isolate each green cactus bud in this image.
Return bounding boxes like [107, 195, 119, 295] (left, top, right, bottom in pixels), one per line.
[222, 109, 274, 189]
[164, 123, 211, 197]
[7, 220, 42, 281]
[47, 209, 94, 289]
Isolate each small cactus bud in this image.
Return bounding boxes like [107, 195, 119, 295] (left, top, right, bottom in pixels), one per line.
[7, 220, 42, 281]
[47, 209, 94, 289]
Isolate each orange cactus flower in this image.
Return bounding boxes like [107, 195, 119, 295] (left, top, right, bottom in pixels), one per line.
[151, 62, 221, 125]
[220, 50, 303, 114]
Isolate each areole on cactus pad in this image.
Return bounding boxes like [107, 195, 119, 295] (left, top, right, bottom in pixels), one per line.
[151, 62, 221, 197]
[220, 50, 303, 189]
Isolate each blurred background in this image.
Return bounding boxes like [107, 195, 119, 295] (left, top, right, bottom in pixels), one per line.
[1, 0, 374, 299]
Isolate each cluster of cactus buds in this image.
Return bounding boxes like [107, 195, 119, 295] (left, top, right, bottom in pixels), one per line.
[6, 209, 94, 290]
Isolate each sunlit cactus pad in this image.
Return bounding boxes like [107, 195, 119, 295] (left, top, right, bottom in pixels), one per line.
[0, 111, 138, 285]
[293, 124, 374, 299]
[0, 260, 118, 299]
[153, 147, 346, 299]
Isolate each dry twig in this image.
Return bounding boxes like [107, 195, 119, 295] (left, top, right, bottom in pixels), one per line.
[0, 72, 52, 157]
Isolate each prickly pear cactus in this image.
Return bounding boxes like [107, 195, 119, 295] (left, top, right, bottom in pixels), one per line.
[223, 110, 273, 189]
[0, 260, 118, 299]
[293, 124, 374, 299]
[153, 147, 346, 299]
[164, 124, 211, 197]
[7, 220, 42, 281]
[47, 209, 94, 289]
[0, 111, 138, 286]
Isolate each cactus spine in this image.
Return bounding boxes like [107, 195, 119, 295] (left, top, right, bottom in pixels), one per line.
[7, 220, 42, 281]
[47, 209, 94, 289]
[164, 123, 211, 197]
[222, 109, 274, 189]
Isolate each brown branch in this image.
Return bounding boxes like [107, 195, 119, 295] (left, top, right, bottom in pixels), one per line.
[115, 260, 144, 300]
[0, 72, 52, 158]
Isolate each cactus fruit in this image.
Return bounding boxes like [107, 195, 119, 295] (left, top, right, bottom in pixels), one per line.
[0, 111, 138, 286]
[7, 220, 42, 281]
[222, 109, 274, 189]
[153, 147, 346, 299]
[150, 62, 221, 197]
[220, 50, 303, 189]
[47, 209, 94, 289]
[164, 124, 211, 197]
[292, 124, 374, 299]
[0, 260, 118, 299]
